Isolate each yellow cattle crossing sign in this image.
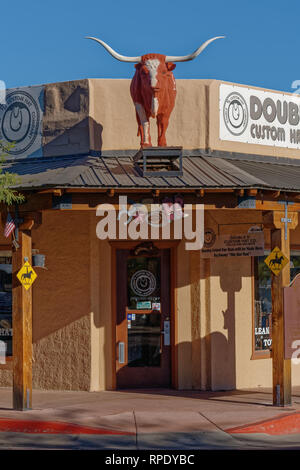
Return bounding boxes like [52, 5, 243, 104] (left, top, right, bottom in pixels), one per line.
[17, 261, 37, 290]
[264, 247, 289, 276]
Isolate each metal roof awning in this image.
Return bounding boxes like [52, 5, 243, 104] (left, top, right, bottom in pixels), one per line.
[5, 151, 300, 192]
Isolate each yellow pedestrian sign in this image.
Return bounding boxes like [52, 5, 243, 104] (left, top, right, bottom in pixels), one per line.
[17, 261, 37, 290]
[264, 247, 289, 276]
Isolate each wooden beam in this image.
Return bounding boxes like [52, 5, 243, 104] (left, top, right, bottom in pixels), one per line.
[263, 211, 298, 230]
[247, 189, 258, 197]
[196, 189, 205, 198]
[0, 195, 52, 213]
[19, 219, 34, 231]
[107, 189, 115, 198]
[37, 189, 63, 196]
[256, 200, 300, 212]
[268, 211, 298, 406]
[12, 230, 32, 410]
[271, 228, 291, 406]
[4, 191, 300, 213]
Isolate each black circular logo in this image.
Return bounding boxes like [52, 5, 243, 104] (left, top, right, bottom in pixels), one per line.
[130, 270, 156, 297]
[223, 92, 248, 136]
[0, 90, 40, 155]
[204, 228, 216, 248]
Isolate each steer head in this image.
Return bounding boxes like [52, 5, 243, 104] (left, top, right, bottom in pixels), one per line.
[134, 54, 176, 119]
[86, 36, 225, 147]
[136, 54, 176, 93]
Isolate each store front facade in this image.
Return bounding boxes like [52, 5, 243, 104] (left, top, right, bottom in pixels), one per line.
[0, 78, 300, 397]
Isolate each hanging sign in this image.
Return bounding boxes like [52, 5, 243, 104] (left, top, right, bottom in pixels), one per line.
[17, 261, 37, 290]
[264, 247, 289, 276]
[200, 230, 264, 258]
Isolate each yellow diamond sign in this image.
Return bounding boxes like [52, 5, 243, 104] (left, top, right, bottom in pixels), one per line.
[264, 247, 289, 276]
[17, 261, 37, 290]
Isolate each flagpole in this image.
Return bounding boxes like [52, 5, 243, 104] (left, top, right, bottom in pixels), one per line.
[14, 204, 19, 242]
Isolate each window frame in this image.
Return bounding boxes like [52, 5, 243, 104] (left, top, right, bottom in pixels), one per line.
[251, 244, 300, 360]
[0, 249, 13, 368]
[251, 255, 272, 360]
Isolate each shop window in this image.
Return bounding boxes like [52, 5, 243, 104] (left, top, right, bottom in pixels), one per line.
[253, 252, 272, 354]
[0, 256, 12, 359]
[253, 250, 300, 357]
[290, 251, 300, 280]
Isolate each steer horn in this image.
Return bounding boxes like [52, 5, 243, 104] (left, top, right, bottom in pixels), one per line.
[165, 36, 225, 62]
[86, 37, 141, 63]
[86, 35, 224, 64]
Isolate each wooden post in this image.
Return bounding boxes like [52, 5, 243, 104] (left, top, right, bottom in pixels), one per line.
[265, 211, 298, 406]
[12, 229, 32, 410]
[271, 226, 291, 406]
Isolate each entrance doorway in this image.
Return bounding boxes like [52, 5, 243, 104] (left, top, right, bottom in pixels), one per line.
[116, 248, 171, 388]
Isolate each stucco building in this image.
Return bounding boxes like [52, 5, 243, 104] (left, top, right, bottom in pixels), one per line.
[0, 78, 300, 400]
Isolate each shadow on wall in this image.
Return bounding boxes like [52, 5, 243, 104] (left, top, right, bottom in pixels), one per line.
[42, 117, 103, 157]
[30, 212, 93, 391]
[182, 253, 245, 391]
[42, 84, 103, 157]
[31, 211, 92, 342]
[210, 291, 237, 391]
[185, 253, 243, 392]
[204, 260, 243, 391]
[64, 86, 86, 113]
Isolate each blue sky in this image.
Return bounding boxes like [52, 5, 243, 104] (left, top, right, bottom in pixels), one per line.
[1, 0, 300, 93]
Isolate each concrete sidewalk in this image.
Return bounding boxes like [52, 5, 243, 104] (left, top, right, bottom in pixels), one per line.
[0, 387, 299, 449]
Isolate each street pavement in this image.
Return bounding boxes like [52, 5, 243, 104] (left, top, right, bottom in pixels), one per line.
[0, 387, 299, 449]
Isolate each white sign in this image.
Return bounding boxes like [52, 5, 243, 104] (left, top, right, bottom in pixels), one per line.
[201, 231, 264, 259]
[0, 85, 44, 157]
[219, 83, 300, 149]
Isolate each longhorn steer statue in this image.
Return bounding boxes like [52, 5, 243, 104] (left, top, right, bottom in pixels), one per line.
[86, 36, 224, 147]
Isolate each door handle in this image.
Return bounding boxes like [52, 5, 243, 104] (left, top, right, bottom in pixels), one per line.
[118, 342, 125, 364]
[161, 320, 170, 346]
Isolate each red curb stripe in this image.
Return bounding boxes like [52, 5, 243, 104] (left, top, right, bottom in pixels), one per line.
[0, 418, 134, 435]
[226, 412, 300, 435]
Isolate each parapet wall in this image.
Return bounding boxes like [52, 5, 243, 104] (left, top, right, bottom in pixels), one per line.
[2, 78, 300, 160]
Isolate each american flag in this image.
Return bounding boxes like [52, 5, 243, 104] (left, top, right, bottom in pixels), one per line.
[4, 212, 16, 238]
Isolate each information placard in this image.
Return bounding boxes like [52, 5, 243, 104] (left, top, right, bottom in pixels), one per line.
[201, 231, 264, 258]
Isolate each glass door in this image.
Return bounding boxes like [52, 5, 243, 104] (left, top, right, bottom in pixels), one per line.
[116, 249, 171, 388]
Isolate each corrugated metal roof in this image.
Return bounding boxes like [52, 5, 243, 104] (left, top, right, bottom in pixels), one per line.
[4, 153, 300, 191]
[230, 159, 300, 191]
